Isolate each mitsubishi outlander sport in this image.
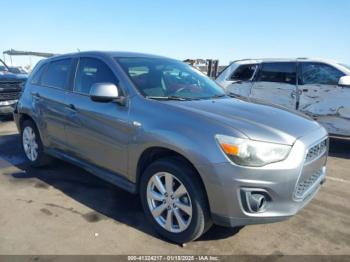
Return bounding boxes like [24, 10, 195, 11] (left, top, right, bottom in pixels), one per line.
[14, 51, 328, 243]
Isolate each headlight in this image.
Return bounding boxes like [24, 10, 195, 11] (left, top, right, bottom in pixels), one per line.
[215, 134, 291, 167]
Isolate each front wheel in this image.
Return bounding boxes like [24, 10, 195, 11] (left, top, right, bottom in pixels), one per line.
[140, 157, 212, 243]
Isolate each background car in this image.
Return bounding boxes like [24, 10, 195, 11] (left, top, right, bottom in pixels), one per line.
[216, 58, 350, 137]
[8, 66, 28, 76]
[0, 59, 27, 116]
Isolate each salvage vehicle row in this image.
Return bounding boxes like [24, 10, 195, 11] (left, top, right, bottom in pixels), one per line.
[216, 58, 350, 136]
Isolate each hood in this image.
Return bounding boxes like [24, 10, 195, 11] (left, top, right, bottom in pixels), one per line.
[166, 97, 321, 145]
[0, 71, 27, 81]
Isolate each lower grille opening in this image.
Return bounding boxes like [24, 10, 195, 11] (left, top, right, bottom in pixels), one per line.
[294, 168, 324, 199]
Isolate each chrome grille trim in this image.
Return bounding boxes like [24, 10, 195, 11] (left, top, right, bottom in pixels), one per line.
[0, 81, 22, 89]
[0, 92, 20, 101]
[293, 137, 328, 201]
[305, 138, 327, 163]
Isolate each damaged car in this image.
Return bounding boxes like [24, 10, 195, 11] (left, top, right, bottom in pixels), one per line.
[216, 58, 350, 136]
[0, 59, 27, 116]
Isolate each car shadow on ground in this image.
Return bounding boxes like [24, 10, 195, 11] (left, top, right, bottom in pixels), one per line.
[0, 132, 242, 244]
[328, 137, 350, 159]
[2, 127, 348, 244]
[0, 115, 14, 122]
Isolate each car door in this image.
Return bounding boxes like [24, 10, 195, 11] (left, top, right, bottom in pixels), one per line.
[220, 63, 257, 97]
[250, 62, 298, 109]
[34, 58, 73, 150]
[64, 56, 131, 174]
[298, 62, 350, 136]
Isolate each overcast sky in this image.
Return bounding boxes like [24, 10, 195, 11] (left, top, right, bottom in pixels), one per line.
[1, 0, 349, 68]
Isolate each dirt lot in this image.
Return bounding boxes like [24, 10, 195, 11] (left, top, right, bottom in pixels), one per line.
[0, 118, 349, 255]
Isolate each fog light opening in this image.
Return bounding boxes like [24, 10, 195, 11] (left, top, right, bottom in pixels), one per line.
[247, 193, 267, 213]
[258, 196, 265, 209]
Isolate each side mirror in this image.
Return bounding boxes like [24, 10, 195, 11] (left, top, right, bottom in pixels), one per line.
[90, 83, 126, 105]
[338, 76, 350, 87]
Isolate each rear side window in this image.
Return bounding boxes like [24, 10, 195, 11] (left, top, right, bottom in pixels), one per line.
[301, 63, 345, 85]
[41, 59, 72, 89]
[257, 62, 296, 85]
[30, 63, 47, 85]
[230, 64, 257, 81]
[74, 58, 117, 95]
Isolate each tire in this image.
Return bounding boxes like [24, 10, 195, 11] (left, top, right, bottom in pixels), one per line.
[140, 157, 212, 243]
[21, 120, 52, 167]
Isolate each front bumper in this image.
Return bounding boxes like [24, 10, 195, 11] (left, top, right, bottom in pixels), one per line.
[0, 100, 17, 115]
[198, 127, 328, 227]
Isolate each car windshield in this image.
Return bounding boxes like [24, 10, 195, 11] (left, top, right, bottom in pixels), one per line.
[8, 67, 21, 74]
[116, 57, 226, 100]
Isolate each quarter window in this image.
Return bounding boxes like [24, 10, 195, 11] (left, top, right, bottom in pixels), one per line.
[301, 63, 344, 85]
[257, 62, 296, 85]
[230, 64, 257, 81]
[74, 58, 117, 95]
[41, 59, 72, 89]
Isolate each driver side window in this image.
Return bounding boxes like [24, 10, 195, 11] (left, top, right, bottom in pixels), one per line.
[230, 64, 257, 81]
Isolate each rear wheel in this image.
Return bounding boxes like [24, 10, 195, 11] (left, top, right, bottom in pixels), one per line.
[140, 157, 212, 243]
[21, 120, 51, 167]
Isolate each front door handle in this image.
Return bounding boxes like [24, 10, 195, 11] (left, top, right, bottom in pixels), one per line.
[291, 89, 302, 98]
[31, 92, 41, 98]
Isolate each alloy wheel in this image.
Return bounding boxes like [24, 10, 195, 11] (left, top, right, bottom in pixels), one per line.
[146, 172, 192, 233]
[22, 126, 38, 162]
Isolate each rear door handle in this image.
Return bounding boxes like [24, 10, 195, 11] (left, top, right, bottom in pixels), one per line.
[67, 104, 76, 110]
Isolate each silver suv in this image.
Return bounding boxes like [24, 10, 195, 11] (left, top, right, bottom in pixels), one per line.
[14, 51, 328, 243]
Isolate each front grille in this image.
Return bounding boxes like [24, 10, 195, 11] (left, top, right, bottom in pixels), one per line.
[0, 81, 22, 102]
[305, 139, 327, 163]
[295, 168, 323, 199]
[0, 81, 22, 89]
[0, 91, 20, 101]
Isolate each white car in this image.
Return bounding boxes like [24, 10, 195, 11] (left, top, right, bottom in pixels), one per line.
[216, 58, 350, 137]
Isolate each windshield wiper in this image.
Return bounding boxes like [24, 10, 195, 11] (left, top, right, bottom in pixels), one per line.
[228, 92, 242, 98]
[146, 96, 190, 101]
[209, 94, 226, 99]
[228, 92, 249, 101]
